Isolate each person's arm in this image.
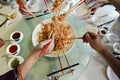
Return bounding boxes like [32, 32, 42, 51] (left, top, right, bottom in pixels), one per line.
[99, 48, 120, 78]
[83, 31, 120, 78]
[17, 38, 54, 79]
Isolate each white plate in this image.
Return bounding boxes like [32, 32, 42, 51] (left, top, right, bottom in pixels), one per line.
[32, 19, 75, 57]
[8, 56, 24, 69]
[106, 66, 119, 80]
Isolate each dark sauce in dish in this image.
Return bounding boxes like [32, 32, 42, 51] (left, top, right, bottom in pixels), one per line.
[12, 32, 20, 40]
[101, 30, 106, 34]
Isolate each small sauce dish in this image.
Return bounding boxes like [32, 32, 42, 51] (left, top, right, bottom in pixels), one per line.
[105, 33, 118, 42]
[99, 25, 109, 36]
[113, 42, 120, 54]
[10, 31, 24, 43]
[8, 56, 24, 69]
[6, 43, 20, 57]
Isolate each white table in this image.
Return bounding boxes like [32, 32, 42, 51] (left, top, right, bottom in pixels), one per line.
[0, 4, 119, 80]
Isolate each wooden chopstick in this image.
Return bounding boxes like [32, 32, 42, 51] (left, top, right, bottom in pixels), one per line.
[68, 37, 83, 40]
[57, 51, 64, 75]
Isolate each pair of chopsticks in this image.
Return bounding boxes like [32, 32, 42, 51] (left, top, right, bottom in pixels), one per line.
[57, 48, 74, 75]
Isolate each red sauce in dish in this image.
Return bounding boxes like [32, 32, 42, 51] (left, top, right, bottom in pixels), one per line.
[12, 32, 20, 39]
[9, 45, 17, 54]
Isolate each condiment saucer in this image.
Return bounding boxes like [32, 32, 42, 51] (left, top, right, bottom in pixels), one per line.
[8, 55, 24, 69]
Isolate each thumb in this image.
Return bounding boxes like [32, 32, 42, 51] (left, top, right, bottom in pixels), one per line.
[46, 38, 55, 54]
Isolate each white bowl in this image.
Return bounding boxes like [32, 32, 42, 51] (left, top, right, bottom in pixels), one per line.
[6, 43, 20, 57]
[106, 33, 118, 42]
[113, 42, 120, 53]
[10, 31, 24, 43]
[8, 56, 24, 69]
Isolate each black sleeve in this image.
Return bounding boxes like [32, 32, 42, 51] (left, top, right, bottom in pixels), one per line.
[0, 68, 19, 80]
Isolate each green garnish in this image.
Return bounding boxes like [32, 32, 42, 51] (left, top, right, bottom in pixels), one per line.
[11, 58, 20, 68]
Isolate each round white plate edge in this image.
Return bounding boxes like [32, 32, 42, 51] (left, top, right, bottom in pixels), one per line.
[106, 66, 119, 80]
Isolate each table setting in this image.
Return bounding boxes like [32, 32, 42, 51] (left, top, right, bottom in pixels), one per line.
[0, 0, 120, 80]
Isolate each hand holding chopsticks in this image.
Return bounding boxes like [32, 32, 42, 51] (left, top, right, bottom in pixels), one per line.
[39, 38, 54, 58]
[81, 31, 105, 53]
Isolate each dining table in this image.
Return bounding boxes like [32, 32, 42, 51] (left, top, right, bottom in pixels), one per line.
[0, 3, 119, 80]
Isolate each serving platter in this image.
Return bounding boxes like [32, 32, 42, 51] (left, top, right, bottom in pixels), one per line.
[32, 19, 76, 57]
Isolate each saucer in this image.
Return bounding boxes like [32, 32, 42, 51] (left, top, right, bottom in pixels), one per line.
[8, 55, 24, 69]
[6, 43, 20, 57]
[10, 31, 24, 43]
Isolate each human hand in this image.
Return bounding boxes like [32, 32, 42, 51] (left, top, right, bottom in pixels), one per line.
[32, 38, 54, 57]
[82, 32, 105, 53]
[18, 5, 33, 16]
[17, 0, 33, 16]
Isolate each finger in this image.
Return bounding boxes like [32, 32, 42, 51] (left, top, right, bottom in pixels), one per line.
[47, 38, 55, 54]
[84, 33, 93, 43]
[87, 31, 98, 39]
[39, 39, 52, 48]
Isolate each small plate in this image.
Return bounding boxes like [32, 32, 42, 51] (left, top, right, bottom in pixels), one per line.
[106, 66, 119, 80]
[113, 42, 120, 54]
[10, 31, 24, 43]
[8, 56, 24, 69]
[6, 43, 21, 57]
